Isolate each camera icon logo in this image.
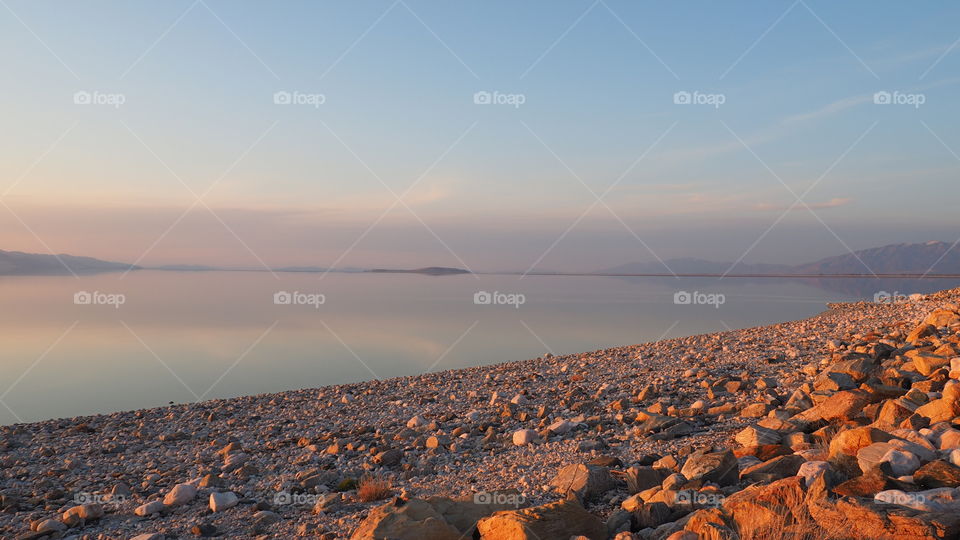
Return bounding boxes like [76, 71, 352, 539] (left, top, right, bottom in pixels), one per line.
[473, 91, 492, 105]
[273, 91, 292, 105]
[474, 291, 492, 305]
[274, 291, 292, 305]
[673, 91, 691, 105]
[73, 91, 92, 105]
[473, 491, 492, 504]
[873, 290, 891, 303]
[673, 291, 692, 305]
[74, 291, 93, 305]
[873, 91, 891, 105]
[273, 491, 291, 506]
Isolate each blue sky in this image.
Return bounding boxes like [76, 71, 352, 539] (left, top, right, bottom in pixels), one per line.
[1, 1, 958, 271]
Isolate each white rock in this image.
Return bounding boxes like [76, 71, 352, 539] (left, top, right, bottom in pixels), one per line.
[406, 415, 427, 429]
[512, 429, 538, 446]
[881, 449, 921, 477]
[547, 420, 575, 435]
[797, 461, 830, 487]
[876, 488, 960, 512]
[134, 500, 165, 516]
[163, 483, 197, 506]
[209, 491, 239, 512]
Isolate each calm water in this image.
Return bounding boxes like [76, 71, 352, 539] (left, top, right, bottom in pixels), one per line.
[1, 271, 956, 424]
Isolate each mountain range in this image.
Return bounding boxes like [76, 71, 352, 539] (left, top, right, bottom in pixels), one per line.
[0, 249, 135, 275]
[601, 241, 960, 276]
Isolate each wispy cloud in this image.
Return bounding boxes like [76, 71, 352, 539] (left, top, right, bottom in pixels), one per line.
[754, 197, 852, 211]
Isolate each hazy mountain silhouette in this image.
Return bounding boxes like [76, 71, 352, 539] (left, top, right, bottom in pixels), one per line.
[0, 249, 135, 275]
[601, 241, 960, 275]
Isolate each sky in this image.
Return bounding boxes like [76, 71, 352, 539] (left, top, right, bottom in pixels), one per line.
[1, 0, 958, 272]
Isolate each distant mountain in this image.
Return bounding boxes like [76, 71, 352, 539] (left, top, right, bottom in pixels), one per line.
[602, 258, 792, 275]
[0, 249, 135, 275]
[599, 241, 960, 276]
[368, 266, 471, 276]
[794, 241, 959, 274]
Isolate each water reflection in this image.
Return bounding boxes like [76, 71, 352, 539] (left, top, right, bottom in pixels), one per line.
[0, 271, 955, 424]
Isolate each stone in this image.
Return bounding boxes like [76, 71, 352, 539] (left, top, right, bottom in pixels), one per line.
[679, 449, 739, 486]
[829, 427, 894, 459]
[796, 460, 830, 487]
[811, 494, 960, 538]
[623, 466, 667, 494]
[130, 535, 164, 540]
[163, 483, 197, 506]
[916, 396, 960, 424]
[373, 449, 403, 467]
[406, 415, 427, 429]
[35, 519, 66, 533]
[907, 324, 939, 344]
[874, 488, 960, 512]
[62, 503, 104, 526]
[914, 460, 960, 488]
[192, 523, 217, 537]
[547, 420, 576, 435]
[740, 454, 806, 483]
[880, 449, 921, 477]
[924, 309, 960, 327]
[834, 467, 913, 497]
[512, 429, 538, 446]
[209, 491, 239, 512]
[476, 498, 605, 540]
[735, 425, 781, 447]
[740, 403, 770, 418]
[793, 390, 877, 423]
[135, 500, 165, 516]
[908, 352, 951, 376]
[549, 464, 615, 502]
[635, 501, 672, 528]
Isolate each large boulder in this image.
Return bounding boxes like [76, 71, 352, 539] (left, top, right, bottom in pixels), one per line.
[915, 460, 960, 489]
[351, 496, 521, 540]
[549, 464, 615, 502]
[680, 449, 739, 487]
[739, 454, 806, 483]
[810, 496, 960, 539]
[793, 390, 879, 423]
[476, 498, 605, 540]
[829, 427, 894, 459]
[924, 309, 960, 328]
[350, 498, 460, 540]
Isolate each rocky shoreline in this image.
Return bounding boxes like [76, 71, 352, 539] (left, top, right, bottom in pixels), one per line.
[4, 287, 960, 539]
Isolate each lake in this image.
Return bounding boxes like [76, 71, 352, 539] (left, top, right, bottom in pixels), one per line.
[1, 271, 956, 424]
